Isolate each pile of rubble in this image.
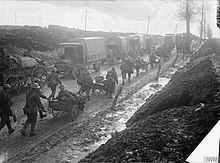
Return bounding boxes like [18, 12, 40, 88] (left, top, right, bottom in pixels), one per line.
[79, 39, 220, 162]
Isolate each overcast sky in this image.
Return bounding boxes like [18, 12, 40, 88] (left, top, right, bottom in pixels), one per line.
[0, 0, 219, 37]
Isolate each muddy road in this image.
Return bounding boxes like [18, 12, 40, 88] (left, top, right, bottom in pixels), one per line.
[0, 52, 187, 163]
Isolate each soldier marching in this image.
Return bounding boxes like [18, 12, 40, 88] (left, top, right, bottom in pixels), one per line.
[1, 48, 163, 140]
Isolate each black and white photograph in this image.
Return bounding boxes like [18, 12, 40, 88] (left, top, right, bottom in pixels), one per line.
[0, 0, 220, 162]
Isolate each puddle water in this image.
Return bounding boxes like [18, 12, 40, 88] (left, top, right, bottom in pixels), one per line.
[0, 152, 8, 163]
[109, 77, 170, 133]
[67, 77, 171, 163]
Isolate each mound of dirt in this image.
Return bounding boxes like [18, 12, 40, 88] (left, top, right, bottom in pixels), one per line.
[79, 39, 220, 162]
[191, 38, 220, 61]
[79, 103, 220, 162]
[127, 58, 219, 127]
[0, 25, 133, 52]
[0, 25, 134, 69]
[0, 26, 57, 51]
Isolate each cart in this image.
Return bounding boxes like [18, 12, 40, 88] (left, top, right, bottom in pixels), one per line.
[137, 60, 149, 73]
[92, 75, 108, 93]
[0, 50, 48, 94]
[48, 100, 80, 121]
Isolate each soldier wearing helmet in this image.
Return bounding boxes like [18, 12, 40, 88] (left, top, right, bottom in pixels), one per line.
[20, 82, 47, 137]
[47, 67, 62, 100]
[55, 84, 76, 102]
[106, 66, 118, 98]
[32, 80, 48, 119]
[134, 57, 142, 77]
[77, 71, 94, 101]
[0, 84, 16, 138]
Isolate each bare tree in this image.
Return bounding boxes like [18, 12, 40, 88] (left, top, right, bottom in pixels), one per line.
[207, 24, 213, 39]
[175, 0, 197, 52]
[199, 0, 205, 43]
[196, 0, 210, 42]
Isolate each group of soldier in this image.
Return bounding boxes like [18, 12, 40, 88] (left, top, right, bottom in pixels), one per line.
[0, 84, 17, 140]
[0, 67, 81, 138]
[0, 52, 162, 139]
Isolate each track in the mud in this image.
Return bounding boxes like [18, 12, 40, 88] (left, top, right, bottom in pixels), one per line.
[0, 52, 187, 163]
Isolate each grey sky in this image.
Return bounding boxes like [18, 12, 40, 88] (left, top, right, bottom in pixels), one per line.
[0, 0, 218, 36]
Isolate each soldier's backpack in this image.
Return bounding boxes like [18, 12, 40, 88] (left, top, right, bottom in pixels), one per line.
[0, 91, 7, 115]
[0, 90, 13, 116]
[23, 91, 38, 114]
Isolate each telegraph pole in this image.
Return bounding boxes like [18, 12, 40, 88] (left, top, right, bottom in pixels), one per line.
[174, 24, 178, 35]
[38, 14, 42, 26]
[204, 7, 206, 40]
[147, 16, 150, 35]
[85, 2, 88, 31]
[15, 12, 17, 26]
[38, 15, 40, 26]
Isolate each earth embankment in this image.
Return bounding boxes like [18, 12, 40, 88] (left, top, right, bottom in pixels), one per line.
[79, 39, 220, 162]
[0, 25, 132, 52]
[126, 58, 219, 127]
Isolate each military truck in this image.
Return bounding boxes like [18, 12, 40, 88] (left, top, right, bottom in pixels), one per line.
[105, 36, 129, 64]
[164, 34, 175, 50]
[128, 34, 146, 57]
[55, 37, 107, 78]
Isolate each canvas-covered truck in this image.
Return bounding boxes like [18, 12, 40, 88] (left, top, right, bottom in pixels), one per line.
[164, 34, 175, 50]
[105, 36, 129, 64]
[128, 34, 146, 58]
[145, 36, 153, 54]
[55, 37, 107, 78]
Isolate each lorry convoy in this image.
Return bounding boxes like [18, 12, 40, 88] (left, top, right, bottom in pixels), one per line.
[0, 32, 195, 93]
[55, 33, 186, 78]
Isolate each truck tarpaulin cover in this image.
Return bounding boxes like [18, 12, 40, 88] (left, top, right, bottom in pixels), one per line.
[118, 36, 129, 54]
[106, 36, 129, 54]
[132, 34, 146, 50]
[72, 37, 106, 63]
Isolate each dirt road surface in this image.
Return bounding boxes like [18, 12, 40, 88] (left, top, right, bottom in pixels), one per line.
[0, 52, 187, 163]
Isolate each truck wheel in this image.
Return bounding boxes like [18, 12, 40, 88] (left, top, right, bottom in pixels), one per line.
[101, 59, 106, 65]
[98, 62, 101, 71]
[72, 67, 79, 79]
[93, 62, 100, 72]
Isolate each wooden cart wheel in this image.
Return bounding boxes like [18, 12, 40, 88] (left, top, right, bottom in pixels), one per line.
[21, 76, 29, 86]
[70, 105, 79, 121]
[4, 75, 21, 94]
[31, 65, 48, 88]
[51, 109, 61, 117]
[8, 58, 20, 69]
